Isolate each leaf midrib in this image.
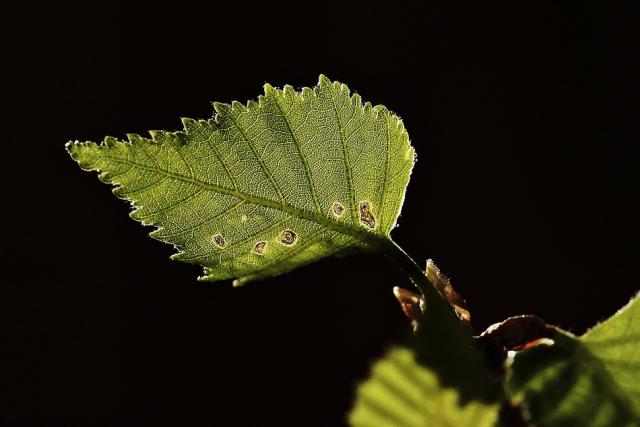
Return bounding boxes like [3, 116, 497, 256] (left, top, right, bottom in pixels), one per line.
[103, 153, 387, 247]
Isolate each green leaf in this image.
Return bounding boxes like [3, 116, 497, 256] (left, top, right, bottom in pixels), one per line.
[507, 293, 640, 427]
[67, 76, 415, 285]
[350, 286, 502, 427]
[350, 347, 500, 427]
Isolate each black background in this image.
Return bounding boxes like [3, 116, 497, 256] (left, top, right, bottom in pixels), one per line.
[2, 2, 637, 426]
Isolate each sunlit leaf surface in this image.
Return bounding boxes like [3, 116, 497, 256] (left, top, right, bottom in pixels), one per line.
[507, 293, 640, 427]
[67, 76, 415, 285]
[350, 289, 501, 427]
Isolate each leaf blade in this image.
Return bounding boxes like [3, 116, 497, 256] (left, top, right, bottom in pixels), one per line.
[350, 295, 502, 427]
[506, 293, 640, 427]
[67, 76, 415, 283]
[350, 347, 500, 427]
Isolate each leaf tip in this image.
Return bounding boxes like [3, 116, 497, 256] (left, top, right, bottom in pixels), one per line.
[373, 104, 389, 116]
[104, 135, 119, 147]
[126, 133, 142, 143]
[263, 82, 278, 97]
[318, 74, 332, 86]
[301, 86, 316, 99]
[148, 130, 160, 141]
[231, 100, 245, 112]
[65, 140, 80, 156]
[65, 140, 100, 167]
[213, 102, 229, 114]
[180, 117, 197, 130]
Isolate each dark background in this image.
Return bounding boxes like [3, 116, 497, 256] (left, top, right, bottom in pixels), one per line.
[2, 2, 637, 425]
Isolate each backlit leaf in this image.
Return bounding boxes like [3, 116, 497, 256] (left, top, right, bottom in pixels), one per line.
[67, 76, 415, 285]
[350, 347, 500, 427]
[350, 295, 501, 427]
[507, 293, 640, 427]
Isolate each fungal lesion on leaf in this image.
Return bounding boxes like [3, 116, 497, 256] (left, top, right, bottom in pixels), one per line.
[253, 241, 267, 255]
[277, 229, 297, 246]
[332, 202, 345, 217]
[358, 201, 376, 228]
[212, 234, 226, 248]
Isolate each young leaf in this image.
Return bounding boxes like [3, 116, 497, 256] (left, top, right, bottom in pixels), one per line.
[67, 76, 415, 285]
[349, 347, 500, 427]
[507, 293, 640, 427]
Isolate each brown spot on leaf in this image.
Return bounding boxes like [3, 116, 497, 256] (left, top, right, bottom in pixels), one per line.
[212, 234, 226, 248]
[253, 241, 267, 255]
[277, 229, 297, 246]
[332, 202, 345, 217]
[358, 201, 376, 228]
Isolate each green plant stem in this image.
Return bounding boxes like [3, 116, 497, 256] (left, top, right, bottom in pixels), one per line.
[377, 238, 443, 305]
